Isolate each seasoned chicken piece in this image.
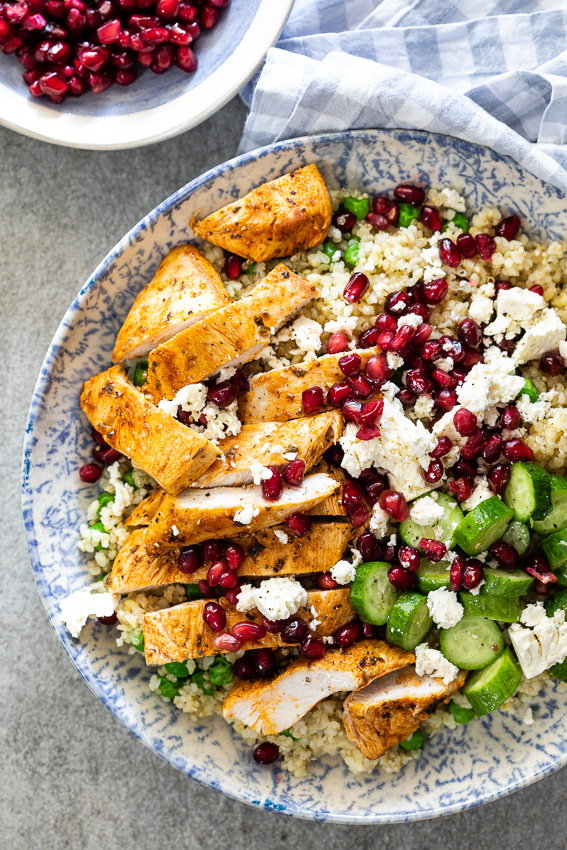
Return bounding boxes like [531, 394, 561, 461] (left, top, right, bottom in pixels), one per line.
[113, 245, 232, 362]
[144, 472, 339, 551]
[124, 488, 164, 527]
[191, 164, 332, 262]
[193, 411, 342, 488]
[343, 665, 467, 760]
[223, 640, 413, 735]
[80, 366, 219, 495]
[239, 349, 379, 423]
[146, 265, 318, 402]
[143, 589, 354, 664]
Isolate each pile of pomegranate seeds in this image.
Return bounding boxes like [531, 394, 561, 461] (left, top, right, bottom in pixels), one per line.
[1, 0, 230, 102]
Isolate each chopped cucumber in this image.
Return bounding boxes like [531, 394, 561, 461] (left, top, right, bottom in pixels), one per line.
[350, 561, 399, 625]
[500, 520, 530, 555]
[400, 493, 463, 549]
[503, 462, 552, 522]
[453, 497, 514, 555]
[386, 592, 433, 651]
[544, 587, 567, 617]
[541, 528, 567, 570]
[517, 378, 539, 403]
[532, 475, 567, 536]
[555, 564, 567, 587]
[416, 559, 451, 593]
[463, 648, 521, 716]
[459, 592, 521, 622]
[480, 567, 534, 599]
[439, 615, 504, 670]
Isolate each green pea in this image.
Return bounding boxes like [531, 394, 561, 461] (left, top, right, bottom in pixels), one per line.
[452, 213, 469, 233]
[130, 630, 144, 653]
[398, 203, 419, 228]
[96, 493, 114, 519]
[399, 728, 425, 751]
[344, 241, 360, 270]
[321, 242, 340, 263]
[122, 469, 136, 488]
[246, 262, 257, 275]
[185, 584, 204, 601]
[133, 359, 149, 387]
[448, 700, 475, 724]
[191, 670, 217, 695]
[343, 195, 370, 220]
[91, 520, 108, 550]
[280, 728, 298, 741]
[517, 378, 539, 403]
[158, 676, 181, 700]
[165, 661, 190, 678]
[209, 657, 234, 687]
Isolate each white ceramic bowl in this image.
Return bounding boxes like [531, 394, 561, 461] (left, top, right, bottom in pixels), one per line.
[0, 0, 292, 149]
[22, 130, 567, 822]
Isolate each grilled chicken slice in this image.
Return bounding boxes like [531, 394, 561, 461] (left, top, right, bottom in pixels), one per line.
[143, 588, 354, 664]
[124, 488, 164, 527]
[80, 366, 219, 495]
[113, 245, 232, 363]
[239, 349, 378, 423]
[146, 264, 318, 402]
[223, 640, 414, 735]
[191, 164, 332, 263]
[343, 665, 467, 760]
[193, 411, 342, 488]
[144, 472, 339, 551]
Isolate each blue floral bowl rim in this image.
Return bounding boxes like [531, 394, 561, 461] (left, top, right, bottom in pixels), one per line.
[21, 128, 567, 823]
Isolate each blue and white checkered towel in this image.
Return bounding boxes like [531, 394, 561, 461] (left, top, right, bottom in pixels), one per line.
[239, 0, 567, 192]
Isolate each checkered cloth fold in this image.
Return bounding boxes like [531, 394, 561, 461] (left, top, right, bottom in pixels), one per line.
[239, 0, 567, 191]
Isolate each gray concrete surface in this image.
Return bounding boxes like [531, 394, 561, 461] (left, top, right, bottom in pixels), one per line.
[1, 97, 565, 850]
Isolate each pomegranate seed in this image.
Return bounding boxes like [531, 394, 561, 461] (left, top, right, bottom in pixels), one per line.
[224, 542, 245, 571]
[419, 539, 447, 562]
[460, 347, 483, 370]
[316, 572, 338, 590]
[342, 480, 363, 510]
[234, 655, 260, 681]
[334, 621, 363, 648]
[375, 313, 397, 333]
[253, 742, 279, 765]
[348, 503, 370, 528]
[89, 69, 112, 92]
[406, 303, 430, 324]
[391, 324, 416, 351]
[202, 540, 223, 561]
[489, 542, 519, 568]
[207, 561, 226, 587]
[142, 25, 170, 43]
[2, 34, 23, 53]
[462, 559, 484, 589]
[481, 433, 502, 464]
[406, 369, 433, 396]
[454, 458, 478, 478]
[66, 7, 85, 29]
[397, 388, 416, 407]
[262, 616, 286, 633]
[430, 436, 453, 458]
[487, 463, 511, 495]
[348, 374, 374, 399]
[421, 340, 442, 361]
[175, 44, 197, 72]
[198, 580, 213, 598]
[364, 354, 391, 386]
[496, 281, 512, 293]
[450, 556, 466, 591]
[22, 12, 46, 28]
[449, 476, 474, 502]
[525, 554, 557, 584]
[115, 68, 136, 85]
[529, 284, 544, 296]
[424, 459, 444, 484]
[231, 369, 249, 397]
[372, 195, 400, 225]
[440, 336, 464, 362]
[332, 209, 356, 233]
[379, 489, 409, 522]
[200, 6, 219, 29]
[393, 184, 425, 206]
[388, 566, 417, 590]
[413, 323, 433, 348]
[500, 405, 521, 430]
[385, 290, 413, 316]
[324, 444, 344, 467]
[214, 633, 241, 652]
[302, 386, 324, 415]
[419, 204, 442, 232]
[431, 369, 458, 390]
[46, 40, 71, 63]
[434, 389, 458, 412]
[178, 546, 203, 574]
[344, 272, 370, 303]
[461, 429, 488, 461]
[209, 0, 231, 8]
[357, 531, 381, 561]
[422, 279, 448, 305]
[368, 212, 391, 231]
[475, 233, 496, 261]
[338, 353, 361, 377]
[502, 438, 533, 462]
[232, 621, 266, 641]
[92, 445, 122, 465]
[327, 380, 351, 408]
[356, 426, 381, 441]
[97, 17, 120, 41]
[439, 238, 461, 267]
[178, 2, 197, 21]
[224, 254, 242, 280]
[399, 546, 420, 573]
[79, 463, 102, 482]
[79, 45, 109, 70]
[326, 332, 348, 354]
[0, 20, 13, 41]
[261, 467, 283, 502]
[285, 512, 311, 538]
[362, 623, 379, 638]
[224, 585, 242, 606]
[23, 67, 41, 83]
[156, 0, 178, 16]
[167, 21, 192, 44]
[300, 637, 327, 659]
[280, 617, 309, 644]
[110, 48, 134, 68]
[495, 215, 521, 241]
[358, 398, 384, 427]
[39, 70, 68, 95]
[363, 480, 386, 507]
[254, 647, 277, 678]
[207, 382, 236, 408]
[357, 327, 380, 349]
[98, 612, 118, 625]
[458, 318, 482, 349]
[282, 459, 305, 488]
[453, 408, 478, 436]
[540, 352, 564, 376]
[342, 398, 363, 424]
[203, 602, 226, 632]
[219, 569, 238, 590]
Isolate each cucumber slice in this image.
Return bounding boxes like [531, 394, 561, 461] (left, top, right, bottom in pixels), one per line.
[544, 587, 567, 617]
[517, 378, 539, 403]
[503, 462, 552, 522]
[439, 615, 504, 670]
[463, 648, 522, 716]
[400, 493, 463, 549]
[555, 564, 567, 587]
[350, 561, 399, 625]
[453, 497, 514, 556]
[532, 475, 567, 536]
[500, 520, 531, 556]
[480, 567, 534, 599]
[416, 560, 451, 593]
[541, 529, 567, 570]
[386, 592, 433, 651]
[459, 592, 521, 622]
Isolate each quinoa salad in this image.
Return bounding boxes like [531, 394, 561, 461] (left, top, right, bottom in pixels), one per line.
[62, 165, 567, 777]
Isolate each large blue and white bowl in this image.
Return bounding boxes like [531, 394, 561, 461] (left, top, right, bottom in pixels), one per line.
[22, 130, 567, 822]
[0, 0, 292, 149]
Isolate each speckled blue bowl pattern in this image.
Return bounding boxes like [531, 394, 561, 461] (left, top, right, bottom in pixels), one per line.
[22, 130, 567, 823]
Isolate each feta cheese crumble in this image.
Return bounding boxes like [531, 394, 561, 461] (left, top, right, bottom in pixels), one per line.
[461, 477, 493, 512]
[509, 602, 567, 678]
[250, 462, 274, 486]
[157, 381, 242, 444]
[290, 315, 323, 359]
[233, 504, 260, 525]
[369, 503, 390, 539]
[60, 587, 119, 638]
[330, 550, 362, 585]
[409, 495, 445, 527]
[426, 587, 463, 629]
[415, 644, 459, 685]
[273, 529, 289, 545]
[236, 577, 308, 622]
[456, 352, 524, 423]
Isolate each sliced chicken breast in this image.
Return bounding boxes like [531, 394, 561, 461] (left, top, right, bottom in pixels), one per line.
[113, 245, 232, 362]
[143, 588, 354, 664]
[193, 411, 342, 488]
[191, 164, 332, 262]
[80, 366, 219, 495]
[239, 349, 379, 423]
[223, 640, 414, 735]
[146, 265, 318, 402]
[144, 472, 339, 551]
[343, 665, 467, 760]
[124, 488, 164, 527]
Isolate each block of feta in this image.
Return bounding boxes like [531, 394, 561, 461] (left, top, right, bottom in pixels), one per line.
[509, 602, 567, 678]
[236, 577, 308, 621]
[60, 587, 119, 638]
[513, 309, 566, 365]
[415, 644, 459, 685]
[426, 588, 463, 629]
[409, 494, 445, 526]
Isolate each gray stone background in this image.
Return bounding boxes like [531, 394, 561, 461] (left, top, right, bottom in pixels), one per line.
[2, 97, 566, 850]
